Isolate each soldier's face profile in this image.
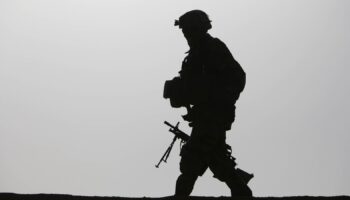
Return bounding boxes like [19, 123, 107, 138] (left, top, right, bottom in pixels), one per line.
[181, 28, 192, 39]
[181, 25, 204, 46]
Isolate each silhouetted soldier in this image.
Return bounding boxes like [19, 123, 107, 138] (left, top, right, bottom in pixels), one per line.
[163, 10, 252, 197]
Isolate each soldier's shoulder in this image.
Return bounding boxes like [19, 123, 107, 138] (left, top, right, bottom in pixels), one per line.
[207, 36, 229, 53]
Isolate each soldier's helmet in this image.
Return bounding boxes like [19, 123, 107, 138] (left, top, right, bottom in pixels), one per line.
[174, 10, 212, 33]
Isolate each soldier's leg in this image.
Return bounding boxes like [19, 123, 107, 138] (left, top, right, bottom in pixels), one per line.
[209, 151, 252, 197]
[224, 174, 253, 197]
[175, 143, 207, 196]
[175, 173, 198, 196]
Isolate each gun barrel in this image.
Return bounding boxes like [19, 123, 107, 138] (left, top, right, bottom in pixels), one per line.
[164, 121, 173, 128]
[164, 121, 190, 141]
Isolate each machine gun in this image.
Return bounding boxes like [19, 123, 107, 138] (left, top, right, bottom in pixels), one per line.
[155, 121, 254, 184]
[155, 121, 189, 168]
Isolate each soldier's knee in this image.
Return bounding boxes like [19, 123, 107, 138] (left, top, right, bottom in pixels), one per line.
[210, 159, 236, 182]
[179, 153, 207, 176]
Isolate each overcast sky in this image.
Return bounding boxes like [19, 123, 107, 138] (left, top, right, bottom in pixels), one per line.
[0, 0, 349, 197]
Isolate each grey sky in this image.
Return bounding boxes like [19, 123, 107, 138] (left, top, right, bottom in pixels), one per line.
[0, 0, 349, 197]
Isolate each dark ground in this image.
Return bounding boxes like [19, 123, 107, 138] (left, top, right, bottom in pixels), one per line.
[0, 193, 349, 200]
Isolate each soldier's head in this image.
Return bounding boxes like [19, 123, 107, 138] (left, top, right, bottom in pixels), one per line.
[175, 10, 212, 46]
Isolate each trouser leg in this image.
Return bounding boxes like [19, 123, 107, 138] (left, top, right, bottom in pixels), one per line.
[209, 151, 253, 197]
[175, 173, 198, 196]
[175, 140, 206, 196]
[225, 177, 253, 197]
